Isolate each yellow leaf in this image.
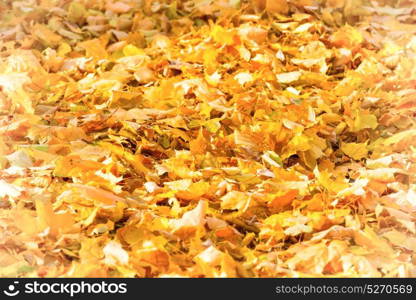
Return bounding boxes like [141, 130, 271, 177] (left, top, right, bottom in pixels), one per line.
[330, 25, 364, 48]
[205, 71, 221, 87]
[79, 38, 108, 60]
[98, 142, 149, 174]
[314, 167, 349, 193]
[383, 129, 416, 145]
[383, 230, 416, 252]
[177, 181, 210, 201]
[288, 134, 311, 152]
[353, 226, 395, 257]
[211, 25, 236, 46]
[268, 190, 298, 210]
[203, 46, 218, 74]
[71, 184, 127, 206]
[32, 24, 62, 47]
[35, 198, 75, 237]
[169, 200, 207, 234]
[190, 129, 208, 155]
[123, 44, 145, 57]
[255, 0, 289, 14]
[53, 155, 103, 177]
[353, 113, 378, 132]
[57, 42, 72, 56]
[266, 0, 288, 14]
[221, 191, 250, 211]
[68, 1, 86, 24]
[341, 142, 368, 160]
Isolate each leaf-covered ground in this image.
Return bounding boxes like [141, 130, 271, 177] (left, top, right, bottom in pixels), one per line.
[1, 0, 416, 277]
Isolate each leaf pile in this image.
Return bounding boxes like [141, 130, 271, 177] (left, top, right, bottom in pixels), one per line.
[1, 0, 416, 277]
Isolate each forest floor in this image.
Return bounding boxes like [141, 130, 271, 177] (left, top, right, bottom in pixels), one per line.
[1, 0, 416, 277]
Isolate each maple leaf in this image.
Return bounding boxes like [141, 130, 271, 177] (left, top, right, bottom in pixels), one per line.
[341, 142, 368, 160]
